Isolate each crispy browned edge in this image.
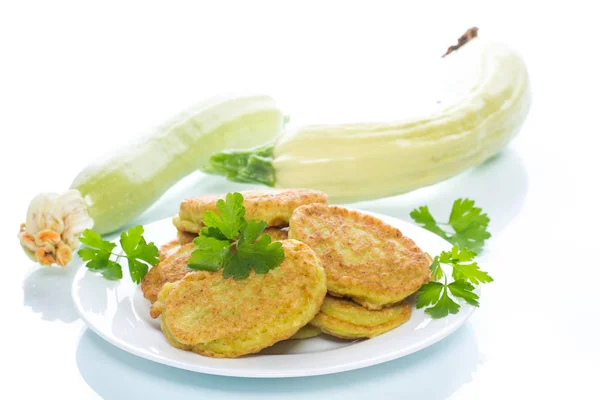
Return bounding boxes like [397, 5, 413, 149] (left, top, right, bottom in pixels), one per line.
[289, 203, 431, 309]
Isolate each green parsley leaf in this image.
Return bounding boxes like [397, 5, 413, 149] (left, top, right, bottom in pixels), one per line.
[84, 257, 112, 271]
[119, 225, 144, 254]
[449, 199, 491, 253]
[83, 256, 123, 280]
[203, 192, 246, 240]
[223, 224, 285, 279]
[79, 229, 116, 254]
[410, 198, 491, 253]
[425, 287, 460, 318]
[452, 262, 494, 285]
[448, 279, 480, 306]
[119, 226, 159, 283]
[416, 281, 444, 309]
[101, 260, 124, 280]
[188, 236, 232, 272]
[439, 246, 477, 264]
[409, 206, 449, 240]
[127, 258, 149, 284]
[438, 246, 493, 284]
[78, 246, 106, 262]
[188, 193, 286, 279]
[119, 226, 160, 266]
[200, 226, 228, 241]
[246, 237, 284, 274]
[78, 225, 159, 283]
[238, 220, 268, 246]
[429, 256, 444, 281]
[222, 252, 251, 279]
[134, 237, 160, 265]
[449, 198, 490, 232]
[78, 230, 123, 279]
[416, 245, 492, 319]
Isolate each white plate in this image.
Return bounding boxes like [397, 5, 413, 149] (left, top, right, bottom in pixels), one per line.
[72, 211, 477, 378]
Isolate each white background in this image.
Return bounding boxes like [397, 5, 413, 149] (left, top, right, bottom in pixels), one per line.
[1, 1, 599, 399]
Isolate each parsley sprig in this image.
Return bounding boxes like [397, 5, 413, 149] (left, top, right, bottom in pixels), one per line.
[417, 245, 493, 318]
[410, 198, 490, 253]
[187, 192, 285, 279]
[78, 226, 160, 283]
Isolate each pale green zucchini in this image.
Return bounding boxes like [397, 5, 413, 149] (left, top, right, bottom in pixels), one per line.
[203, 29, 531, 203]
[18, 94, 284, 266]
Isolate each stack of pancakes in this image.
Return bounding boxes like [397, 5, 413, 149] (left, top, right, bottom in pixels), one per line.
[142, 189, 431, 358]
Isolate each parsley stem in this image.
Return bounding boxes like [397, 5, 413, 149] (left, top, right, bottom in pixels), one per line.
[110, 251, 126, 261]
[439, 263, 447, 283]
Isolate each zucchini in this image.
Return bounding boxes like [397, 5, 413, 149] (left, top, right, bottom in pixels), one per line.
[18, 94, 285, 266]
[203, 29, 531, 202]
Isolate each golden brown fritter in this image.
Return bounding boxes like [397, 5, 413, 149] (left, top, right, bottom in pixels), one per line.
[158, 240, 182, 262]
[288, 204, 431, 310]
[173, 189, 328, 233]
[152, 239, 327, 358]
[142, 243, 196, 304]
[289, 324, 321, 340]
[262, 226, 289, 241]
[150, 227, 289, 303]
[173, 227, 286, 248]
[309, 296, 411, 339]
[177, 230, 197, 245]
[157, 230, 198, 261]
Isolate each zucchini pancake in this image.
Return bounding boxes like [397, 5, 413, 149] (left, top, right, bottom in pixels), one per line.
[141, 189, 442, 358]
[309, 296, 411, 339]
[147, 227, 289, 304]
[150, 240, 327, 358]
[288, 204, 431, 310]
[142, 243, 196, 304]
[173, 189, 328, 233]
[290, 324, 321, 340]
[158, 226, 288, 261]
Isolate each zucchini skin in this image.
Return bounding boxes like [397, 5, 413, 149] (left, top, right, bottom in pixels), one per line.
[72, 95, 284, 234]
[271, 39, 530, 202]
[203, 37, 531, 203]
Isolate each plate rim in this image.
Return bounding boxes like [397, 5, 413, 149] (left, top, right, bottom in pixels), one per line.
[72, 210, 476, 378]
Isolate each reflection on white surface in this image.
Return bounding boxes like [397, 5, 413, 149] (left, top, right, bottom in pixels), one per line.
[414, 319, 433, 331]
[23, 264, 80, 323]
[76, 325, 479, 399]
[112, 297, 144, 342]
[75, 269, 111, 315]
[259, 335, 359, 355]
[131, 286, 159, 329]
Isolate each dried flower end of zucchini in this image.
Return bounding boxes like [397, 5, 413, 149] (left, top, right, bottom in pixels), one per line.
[18, 190, 93, 267]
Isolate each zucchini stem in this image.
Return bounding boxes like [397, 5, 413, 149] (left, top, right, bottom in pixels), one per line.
[442, 27, 479, 57]
[201, 143, 276, 186]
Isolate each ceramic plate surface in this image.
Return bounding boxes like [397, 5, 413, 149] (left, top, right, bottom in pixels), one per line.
[72, 211, 477, 378]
